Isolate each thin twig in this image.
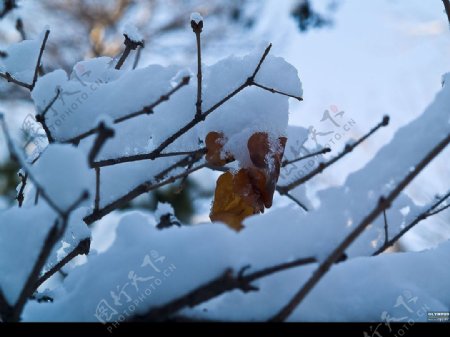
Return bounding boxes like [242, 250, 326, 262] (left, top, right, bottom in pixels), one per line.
[253, 81, 303, 101]
[191, 16, 203, 118]
[84, 162, 208, 224]
[92, 147, 205, 168]
[34, 238, 91, 291]
[383, 209, 388, 247]
[269, 132, 450, 322]
[131, 256, 316, 321]
[281, 147, 331, 167]
[132, 44, 143, 70]
[283, 191, 309, 212]
[277, 116, 389, 194]
[88, 122, 115, 167]
[35, 88, 60, 143]
[0, 29, 49, 90]
[95, 167, 100, 211]
[64, 76, 190, 144]
[30, 30, 50, 90]
[16, 172, 28, 207]
[0, 115, 64, 215]
[6, 190, 88, 322]
[373, 191, 450, 255]
[115, 34, 144, 70]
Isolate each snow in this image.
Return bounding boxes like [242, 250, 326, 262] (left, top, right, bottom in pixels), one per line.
[29, 47, 301, 211]
[190, 12, 203, 24]
[184, 240, 450, 321]
[32, 144, 92, 211]
[0, 204, 56, 305]
[0, 30, 47, 84]
[123, 23, 144, 43]
[0, 1, 448, 323]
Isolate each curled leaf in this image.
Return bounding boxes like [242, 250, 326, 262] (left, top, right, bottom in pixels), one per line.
[205, 132, 234, 166]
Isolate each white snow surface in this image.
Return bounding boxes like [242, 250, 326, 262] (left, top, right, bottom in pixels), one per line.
[0, 30, 47, 84]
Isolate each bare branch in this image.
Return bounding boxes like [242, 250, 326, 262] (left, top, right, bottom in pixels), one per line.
[131, 256, 316, 321]
[88, 122, 115, 167]
[383, 209, 389, 247]
[84, 162, 208, 225]
[281, 147, 331, 167]
[94, 167, 100, 211]
[277, 116, 389, 194]
[269, 132, 450, 321]
[5, 189, 88, 322]
[191, 16, 203, 118]
[64, 76, 190, 144]
[16, 172, 28, 207]
[373, 190, 450, 255]
[35, 88, 61, 143]
[115, 34, 144, 70]
[34, 238, 91, 291]
[0, 29, 49, 91]
[252, 81, 303, 101]
[92, 147, 206, 169]
[30, 30, 50, 90]
[282, 191, 309, 212]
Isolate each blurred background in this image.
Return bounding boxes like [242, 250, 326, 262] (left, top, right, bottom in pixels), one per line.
[0, 0, 449, 251]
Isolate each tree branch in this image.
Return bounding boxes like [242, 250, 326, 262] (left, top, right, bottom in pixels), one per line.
[269, 132, 450, 321]
[277, 116, 389, 194]
[0, 29, 49, 90]
[88, 122, 115, 167]
[252, 81, 303, 101]
[91, 147, 206, 169]
[33, 238, 91, 291]
[281, 147, 331, 167]
[131, 256, 316, 321]
[16, 172, 28, 207]
[191, 16, 203, 118]
[64, 76, 190, 144]
[115, 33, 144, 70]
[35, 88, 60, 143]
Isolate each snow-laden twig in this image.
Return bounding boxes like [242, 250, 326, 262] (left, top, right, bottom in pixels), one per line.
[130, 256, 316, 322]
[35, 88, 60, 143]
[281, 147, 331, 167]
[5, 190, 88, 322]
[115, 33, 144, 70]
[269, 132, 450, 322]
[16, 172, 28, 207]
[277, 116, 390, 194]
[191, 14, 203, 118]
[65, 76, 191, 144]
[33, 238, 91, 291]
[0, 114, 66, 215]
[373, 190, 450, 255]
[88, 122, 115, 167]
[92, 147, 206, 168]
[84, 161, 208, 224]
[0, 29, 49, 90]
